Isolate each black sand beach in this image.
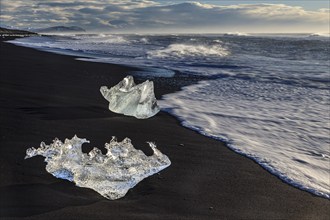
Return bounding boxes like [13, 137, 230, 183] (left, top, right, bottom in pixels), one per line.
[0, 37, 329, 219]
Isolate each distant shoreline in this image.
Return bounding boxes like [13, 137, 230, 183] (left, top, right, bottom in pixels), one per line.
[0, 27, 38, 37]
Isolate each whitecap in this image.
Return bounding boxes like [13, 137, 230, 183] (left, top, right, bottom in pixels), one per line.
[224, 32, 249, 36]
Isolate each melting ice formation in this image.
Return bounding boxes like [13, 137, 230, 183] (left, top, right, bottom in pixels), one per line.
[25, 135, 171, 200]
[100, 76, 160, 119]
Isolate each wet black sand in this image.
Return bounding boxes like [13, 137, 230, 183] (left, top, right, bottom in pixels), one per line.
[0, 37, 329, 219]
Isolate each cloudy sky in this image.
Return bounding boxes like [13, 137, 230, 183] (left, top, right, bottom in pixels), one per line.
[0, 0, 329, 33]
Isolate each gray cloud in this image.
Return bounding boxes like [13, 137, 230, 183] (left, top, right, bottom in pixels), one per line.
[79, 8, 104, 14]
[0, 1, 328, 33]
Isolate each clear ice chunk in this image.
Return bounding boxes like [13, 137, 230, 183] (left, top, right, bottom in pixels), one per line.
[25, 135, 171, 200]
[100, 76, 160, 119]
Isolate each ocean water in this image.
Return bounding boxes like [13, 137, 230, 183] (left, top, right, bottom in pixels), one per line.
[9, 33, 330, 198]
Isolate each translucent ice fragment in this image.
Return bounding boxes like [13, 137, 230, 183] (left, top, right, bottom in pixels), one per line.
[100, 76, 160, 119]
[25, 135, 171, 200]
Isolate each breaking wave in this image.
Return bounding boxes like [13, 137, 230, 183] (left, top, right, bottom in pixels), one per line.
[308, 33, 330, 38]
[73, 34, 128, 44]
[147, 43, 230, 59]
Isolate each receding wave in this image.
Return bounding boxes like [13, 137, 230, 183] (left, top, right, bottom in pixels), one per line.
[147, 43, 230, 59]
[160, 79, 330, 199]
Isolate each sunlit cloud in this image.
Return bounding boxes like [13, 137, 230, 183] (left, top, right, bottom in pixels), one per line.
[0, 1, 328, 33]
